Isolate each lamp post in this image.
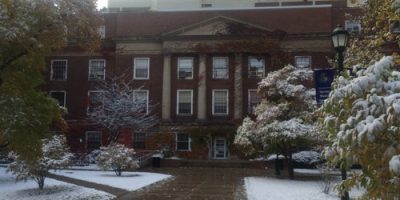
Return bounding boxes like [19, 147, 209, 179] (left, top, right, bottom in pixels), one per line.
[331, 25, 349, 73]
[331, 24, 350, 200]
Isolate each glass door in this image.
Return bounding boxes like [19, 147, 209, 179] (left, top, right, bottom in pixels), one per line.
[214, 138, 226, 159]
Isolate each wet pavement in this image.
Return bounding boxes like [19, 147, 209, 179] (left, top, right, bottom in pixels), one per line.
[118, 167, 271, 200]
[49, 167, 271, 200]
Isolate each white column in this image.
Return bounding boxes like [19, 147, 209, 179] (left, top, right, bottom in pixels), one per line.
[234, 53, 243, 120]
[197, 54, 207, 120]
[162, 54, 171, 120]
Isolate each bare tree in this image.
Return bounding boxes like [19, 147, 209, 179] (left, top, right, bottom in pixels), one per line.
[87, 75, 158, 143]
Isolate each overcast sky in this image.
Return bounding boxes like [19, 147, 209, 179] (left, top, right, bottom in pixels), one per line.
[97, 0, 108, 9]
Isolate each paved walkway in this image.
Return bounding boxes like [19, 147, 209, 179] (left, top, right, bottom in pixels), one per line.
[119, 167, 270, 200]
[50, 167, 271, 200]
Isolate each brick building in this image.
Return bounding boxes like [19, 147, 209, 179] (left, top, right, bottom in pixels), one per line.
[46, 0, 360, 159]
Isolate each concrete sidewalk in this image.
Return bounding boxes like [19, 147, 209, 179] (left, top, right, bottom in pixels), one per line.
[47, 173, 128, 197]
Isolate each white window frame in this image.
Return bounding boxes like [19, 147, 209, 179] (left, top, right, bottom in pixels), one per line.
[212, 56, 229, 79]
[248, 56, 265, 78]
[176, 89, 193, 116]
[98, 25, 106, 39]
[177, 57, 194, 80]
[248, 89, 261, 114]
[133, 57, 150, 80]
[133, 89, 149, 114]
[50, 59, 68, 81]
[87, 90, 104, 113]
[49, 90, 66, 107]
[294, 56, 312, 68]
[212, 89, 229, 116]
[176, 133, 191, 151]
[88, 59, 106, 80]
[345, 20, 361, 33]
[85, 131, 102, 150]
[132, 132, 146, 149]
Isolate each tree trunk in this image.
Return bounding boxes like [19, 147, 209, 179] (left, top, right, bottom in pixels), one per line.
[107, 129, 120, 145]
[274, 154, 281, 175]
[114, 168, 122, 176]
[36, 175, 46, 190]
[287, 155, 294, 180]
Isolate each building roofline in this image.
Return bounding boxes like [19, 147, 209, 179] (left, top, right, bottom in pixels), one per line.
[152, 4, 332, 12]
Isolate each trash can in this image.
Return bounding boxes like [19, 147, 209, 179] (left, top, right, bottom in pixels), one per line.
[152, 153, 163, 168]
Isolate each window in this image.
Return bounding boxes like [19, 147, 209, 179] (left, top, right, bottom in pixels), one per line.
[390, 20, 400, 33]
[177, 90, 193, 115]
[86, 131, 102, 151]
[134, 58, 150, 79]
[295, 56, 312, 68]
[87, 91, 103, 113]
[212, 90, 228, 115]
[50, 91, 66, 107]
[133, 90, 149, 114]
[248, 89, 261, 114]
[212, 57, 229, 79]
[177, 58, 193, 80]
[89, 59, 105, 80]
[133, 132, 146, 149]
[98, 25, 105, 39]
[176, 133, 191, 151]
[345, 20, 361, 33]
[51, 60, 67, 80]
[248, 57, 265, 78]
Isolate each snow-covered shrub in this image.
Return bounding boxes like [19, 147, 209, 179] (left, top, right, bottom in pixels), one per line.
[84, 149, 101, 164]
[96, 143, 138, 176]
[235, 65, 319, 179]
[322, 56, 400, 198]
[389, 155, 400, 176]
[292, 151, 322, 168]
[7, 135, 73, 189]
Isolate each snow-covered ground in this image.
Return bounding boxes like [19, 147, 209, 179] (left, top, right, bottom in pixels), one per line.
[53, 169, 172, 191]
[245, 176, 364, 200]
[294, 168, 342, 175]
[0, 168, 114, 200]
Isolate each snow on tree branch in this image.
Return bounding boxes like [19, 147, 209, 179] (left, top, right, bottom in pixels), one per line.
[87, 75, 158, 142]
[235, 65, 319, 179]
[7, 134, 73, 189]
[322, 56, 400, 198]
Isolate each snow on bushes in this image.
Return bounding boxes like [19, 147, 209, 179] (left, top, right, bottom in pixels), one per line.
[389, 155, 400, 176]
[235, 65, 319, 179]
[322, 56, 400, 198]
[7, 135, 73, 189]
[96, 143, 138, 176]
[292, 151, 321, 166]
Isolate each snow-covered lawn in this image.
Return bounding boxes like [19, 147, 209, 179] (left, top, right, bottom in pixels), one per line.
[0, 168, 114, 200]
[53, 169, 171, 191]
[245, 176, 364, 200]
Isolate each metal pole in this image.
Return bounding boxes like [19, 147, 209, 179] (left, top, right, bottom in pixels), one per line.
[337, 50, 344, 73]
[338, 49, 349, 200]
[341, 167, 349, 200]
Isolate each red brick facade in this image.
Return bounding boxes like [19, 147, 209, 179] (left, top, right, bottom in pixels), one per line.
[46, 1, 360, 159]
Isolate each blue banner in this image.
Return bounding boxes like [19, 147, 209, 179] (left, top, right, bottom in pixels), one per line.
[314, 68, 335, 105]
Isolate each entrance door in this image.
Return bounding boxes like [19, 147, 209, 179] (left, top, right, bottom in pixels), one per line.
[214, 137, 226, 159]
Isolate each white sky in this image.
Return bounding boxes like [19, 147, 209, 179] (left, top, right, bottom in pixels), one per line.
[97, 0, 108, 9]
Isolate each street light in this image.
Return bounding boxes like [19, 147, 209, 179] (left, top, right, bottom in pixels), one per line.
[331, 25, 349, 73]
[331, 24, 350, 200]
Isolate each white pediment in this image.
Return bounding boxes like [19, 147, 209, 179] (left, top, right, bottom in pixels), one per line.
[178, 21, 230, 36]
[162, 16, 278, 37]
